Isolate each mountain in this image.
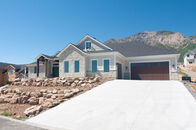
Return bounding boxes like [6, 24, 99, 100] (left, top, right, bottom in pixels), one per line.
[105, 31, 196, 62]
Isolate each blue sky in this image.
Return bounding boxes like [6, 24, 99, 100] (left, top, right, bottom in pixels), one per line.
[0, 0, 195, 64]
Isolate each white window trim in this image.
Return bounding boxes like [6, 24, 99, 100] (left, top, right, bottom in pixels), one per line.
[102, 58, 111, 72]
[91, 59, 98, 73]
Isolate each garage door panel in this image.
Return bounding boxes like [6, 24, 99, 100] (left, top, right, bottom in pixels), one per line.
[131, 62, 169, 80]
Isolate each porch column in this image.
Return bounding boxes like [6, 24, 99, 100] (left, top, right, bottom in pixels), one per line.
[45, 59, 48, 77]
[37, 60, 39, 77]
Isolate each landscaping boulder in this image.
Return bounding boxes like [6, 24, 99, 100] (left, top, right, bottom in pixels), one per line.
[9, 97, 18, 104]
[64, 92, 74, 98]
[42, 99, 55, 108]
[24, 105, 43, 116]
[71, 82, 77, 87]
[38, 97, 45, 104]
[28, 97, 38, 105]
[0, 97, 5, 103]
[20, 96, 29, 104]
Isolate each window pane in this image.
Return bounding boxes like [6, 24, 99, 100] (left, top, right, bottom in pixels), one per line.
[64, 61, 69, 73]
[9, 69, 13, 75]
[92, 60, 97, 72]
[75, 61, 79, 72]
[85, 41, 91, 49]
[34, 67, 37, 73]
[104, 59, 110, 72]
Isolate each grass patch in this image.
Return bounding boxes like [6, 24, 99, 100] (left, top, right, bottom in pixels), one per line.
[178, 71, 188, 76]
[14, 117, 24, 120]
[1, 112, 12, 117]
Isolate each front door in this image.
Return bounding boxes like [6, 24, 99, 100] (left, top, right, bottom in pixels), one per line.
[116, 63, 122, 79]
[52, 65, 59, 77]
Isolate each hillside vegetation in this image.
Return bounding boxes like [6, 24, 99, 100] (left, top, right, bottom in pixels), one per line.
[155, 43, 196, 62]
[105, 31, 196, 63]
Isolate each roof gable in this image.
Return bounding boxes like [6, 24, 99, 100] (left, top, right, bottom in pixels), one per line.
[77, 35, 112, 51]
[57, 44, 86, 57]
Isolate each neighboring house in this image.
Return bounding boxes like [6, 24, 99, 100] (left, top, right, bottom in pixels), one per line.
[0, 62, 26, 86]
[184, 48, 196, 66]
[27, 35, 179, 80]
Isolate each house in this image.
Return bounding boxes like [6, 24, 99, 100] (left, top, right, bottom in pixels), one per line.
[27, 35, 179, 80]
[0, 62, 26, 86]
[184, 48, 196, 66]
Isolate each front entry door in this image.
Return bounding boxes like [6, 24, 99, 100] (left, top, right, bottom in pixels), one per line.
[116, 63, 122, 79]
[52, 65, 59, 77]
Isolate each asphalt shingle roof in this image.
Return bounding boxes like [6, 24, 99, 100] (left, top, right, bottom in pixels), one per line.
[104, 41, 178, 57]
[187, 48, 196, 55]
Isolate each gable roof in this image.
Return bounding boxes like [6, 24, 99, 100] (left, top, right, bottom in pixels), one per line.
[57, 43, 86, 57]
[187, 48, 196, 55]
[104, 41, 178, 57]
[77, 35, 113, 50]
[36, 51, 61, 60]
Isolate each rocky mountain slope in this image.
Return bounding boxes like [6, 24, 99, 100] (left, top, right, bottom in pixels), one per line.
[105, 31, 196, 62]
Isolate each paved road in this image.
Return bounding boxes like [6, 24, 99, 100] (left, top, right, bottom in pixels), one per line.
[28, 80, 196, 130]
[0, 116, 47, 130]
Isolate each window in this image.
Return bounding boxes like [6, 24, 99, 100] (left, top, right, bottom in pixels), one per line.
[64, 61, 69, 73]
[9, 68, 13, 75]
[104, 59, 110, 72]
[160, 62, 169, 66]
[92, 60, 97, 73]
[74, 60, 79, 72]
[85, 41, 91, 50]
[34, 67, 37, 73]
[187, 54, 190, 57]
[140, 63, 147, 67]
[150, 63, 158, 66]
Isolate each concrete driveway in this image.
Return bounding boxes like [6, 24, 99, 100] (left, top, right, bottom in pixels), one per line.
[27, 80, 196, 130]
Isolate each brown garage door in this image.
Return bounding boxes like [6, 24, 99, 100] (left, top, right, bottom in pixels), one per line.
[131, 62, 169, 80]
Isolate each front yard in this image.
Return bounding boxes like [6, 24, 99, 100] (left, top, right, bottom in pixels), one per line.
[0, 77, 103, 119]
